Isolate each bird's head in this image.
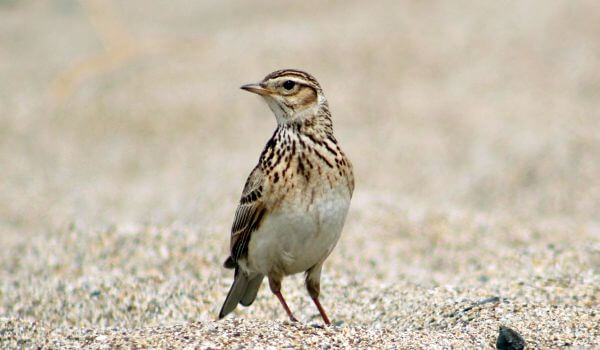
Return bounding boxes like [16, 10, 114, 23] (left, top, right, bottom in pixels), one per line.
[241, 69, 328, 125]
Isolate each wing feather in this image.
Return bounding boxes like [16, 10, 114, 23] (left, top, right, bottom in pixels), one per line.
[228, 166, 267, 264]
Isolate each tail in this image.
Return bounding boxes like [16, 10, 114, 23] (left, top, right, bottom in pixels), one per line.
[219, 267, 249, 319]
[240, 274, 264, 306]
[219, 257, 265, 319]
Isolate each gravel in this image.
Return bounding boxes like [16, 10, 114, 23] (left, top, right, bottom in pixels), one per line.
[1, 216, 598, 348]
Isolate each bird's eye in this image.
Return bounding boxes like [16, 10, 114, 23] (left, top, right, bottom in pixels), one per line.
[282, 80, 295, 90]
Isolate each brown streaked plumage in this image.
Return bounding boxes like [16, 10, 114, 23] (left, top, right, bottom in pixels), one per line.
[219, 69, 354, 325]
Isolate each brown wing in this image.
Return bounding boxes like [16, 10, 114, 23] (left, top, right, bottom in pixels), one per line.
[228, 165, 267, 264]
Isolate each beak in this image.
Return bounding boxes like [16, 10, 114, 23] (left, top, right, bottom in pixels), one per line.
[240, 83, 270, 96]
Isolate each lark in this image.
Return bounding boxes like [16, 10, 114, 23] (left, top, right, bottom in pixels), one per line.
[218, 69, 354, 325]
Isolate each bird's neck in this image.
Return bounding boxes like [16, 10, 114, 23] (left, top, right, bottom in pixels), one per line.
[286, 103, 334, 140]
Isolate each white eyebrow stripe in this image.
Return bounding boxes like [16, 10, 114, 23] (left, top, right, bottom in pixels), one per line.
[271, 76, 307, 86]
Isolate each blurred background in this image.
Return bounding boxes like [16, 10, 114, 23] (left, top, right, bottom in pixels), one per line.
[1, 0, 599, 236]
[0, 0, 599, 340]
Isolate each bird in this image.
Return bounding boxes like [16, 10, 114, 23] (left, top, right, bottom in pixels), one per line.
[218, 69, 354, 325]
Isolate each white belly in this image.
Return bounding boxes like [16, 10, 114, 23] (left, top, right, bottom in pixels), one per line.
[245, 187, 350, 276]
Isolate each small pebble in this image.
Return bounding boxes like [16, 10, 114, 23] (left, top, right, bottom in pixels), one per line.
[496, 326, 525, 350]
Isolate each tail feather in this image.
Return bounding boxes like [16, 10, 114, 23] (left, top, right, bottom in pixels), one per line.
[240, 274, 264, 307]
[223, 256, 236, 269]
[219, 268, 249, 319]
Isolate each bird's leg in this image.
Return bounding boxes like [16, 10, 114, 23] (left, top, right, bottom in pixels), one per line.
[269, 276, 298, 322]
[274, 291, 298, 322]
[305, 265, 331, 325]
[311, 295, 331, 326]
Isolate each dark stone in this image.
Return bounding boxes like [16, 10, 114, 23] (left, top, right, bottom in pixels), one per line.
[496, 326, 525, 350]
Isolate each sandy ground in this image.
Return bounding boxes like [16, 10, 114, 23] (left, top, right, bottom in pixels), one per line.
[1, 0, 599, 348]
